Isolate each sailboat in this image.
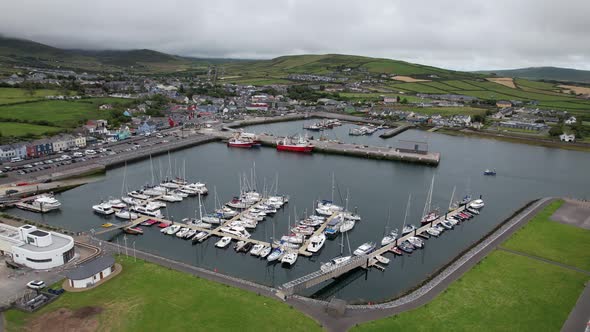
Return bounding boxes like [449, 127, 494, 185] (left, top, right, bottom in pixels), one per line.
[401, 194, 417, 235]
[321, 231, 352, 272]
[420, 175, 439, 225]
[381, 207, 399, 246]
[448, 186, 459, 211]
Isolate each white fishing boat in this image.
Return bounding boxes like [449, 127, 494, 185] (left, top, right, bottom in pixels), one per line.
[115, 209, 138, 220]
[281, 251, 298, 266]
[321, 256, 352, 272]
[307, 234, 326, 253]
[215, 236, 232, 248]
[92, 202, 115, 215]
[353, 242, 376, 256]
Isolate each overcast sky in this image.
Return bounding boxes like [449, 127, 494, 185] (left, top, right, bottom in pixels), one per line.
[1, 0, 589, 71]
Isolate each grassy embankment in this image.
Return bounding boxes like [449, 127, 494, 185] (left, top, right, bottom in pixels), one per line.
[354, 200, 590, 332]
[4, 256, 322, 332]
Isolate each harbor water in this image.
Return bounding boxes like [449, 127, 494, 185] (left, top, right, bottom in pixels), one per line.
[10, 121, 590, 302]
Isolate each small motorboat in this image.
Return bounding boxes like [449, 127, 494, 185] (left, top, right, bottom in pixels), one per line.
[390, 247, 403, 255]
[124, 227, 143, 235]
[281, 252, 298, 266]
[259, 246, 272, 258]
[426, 227, 440, 237]
[375, 255, 390, 265]
[250, 244, 265, 256]
[440, 220, 454, 230]
[215, 236, 232, 248]
[184, 229, 197, 239]
[469, 199, 485, 209]
[267, 248, 283, 262]
[307, 234, 326, 253]
[166, 224, 181, 235]
[140, 219, 159, 227]
[483, 169, 496, 176]
[407, 236, 424, 249]
[157, 222, 170, 228]
[192, 231, 209, 244]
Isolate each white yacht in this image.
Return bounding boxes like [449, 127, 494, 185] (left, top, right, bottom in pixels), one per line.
[131, 203, 163, 218]
[128, 191, 149, 200]
[175, 227, 190, 238]
[92, 202, 115, 215]
[353, 242, 376, 256]
[259, 246, 272, 258]
[219, 226, 251, 238]
[321, 256, 352, 272]
[407, 236, 424, 248]
[166, 224, 181, 235]
[250, 244, 265, 256]
[307, 234, 326, 253]
[158, 193, 183, 202]
[115, 209, 138, 220]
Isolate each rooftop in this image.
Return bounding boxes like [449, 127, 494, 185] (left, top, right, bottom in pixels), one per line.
[66, 255, 115, 280]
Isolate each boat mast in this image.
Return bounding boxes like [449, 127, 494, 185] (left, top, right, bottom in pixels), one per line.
[149, 155, 154, 185]
[402, 193, 411, 230]
[198, 194, 203, 220]
[449, 186, 456, 210]
[383, 206, 391, 236]
[422, 175, 435, 217]
[121, 161, 127, 197]
[331, 172, 335, 203]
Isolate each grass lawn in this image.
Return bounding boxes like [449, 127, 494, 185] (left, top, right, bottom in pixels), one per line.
[4, 256, 321, 332]
[0, 97, 132, 128]
[503, 200, 590, 270]
[353, 199, 590, 332]
[0, 122, 63, 137]
[353, 250, 588, 332]
[0, 87, 65, 105]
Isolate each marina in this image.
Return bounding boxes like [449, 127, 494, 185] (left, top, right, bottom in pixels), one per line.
[6, 126, 590, 302]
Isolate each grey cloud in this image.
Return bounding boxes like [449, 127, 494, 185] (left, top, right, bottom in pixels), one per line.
[0, 0, 589, 70]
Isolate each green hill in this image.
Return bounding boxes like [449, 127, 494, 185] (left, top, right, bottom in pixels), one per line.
[0, 36, 196, 73]
[479, 67, 590, 84]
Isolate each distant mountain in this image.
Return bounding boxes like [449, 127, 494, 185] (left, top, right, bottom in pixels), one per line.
[0, 36, 197, 73]
[478, 67, 590, 84]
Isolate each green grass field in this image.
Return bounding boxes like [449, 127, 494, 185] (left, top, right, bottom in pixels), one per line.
[0, 87, 65, 105]
[0, 122, 63, 137]
[503, 200, 590, 270]
[5, 256, 321, 332]
[353, 200, 590, 332]
[0, 97, 132, 128]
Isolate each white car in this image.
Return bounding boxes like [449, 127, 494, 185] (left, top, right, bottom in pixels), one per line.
[85, 149, 96, 155]
[26, 280, 46, 290]
[73, 152, 83, 158]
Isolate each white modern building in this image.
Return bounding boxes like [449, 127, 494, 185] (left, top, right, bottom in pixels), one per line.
[65, 255, 116, 289]
[0, 224, 75, 269]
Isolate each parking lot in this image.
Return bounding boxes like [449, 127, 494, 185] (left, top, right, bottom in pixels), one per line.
[0, 127, 197, 186]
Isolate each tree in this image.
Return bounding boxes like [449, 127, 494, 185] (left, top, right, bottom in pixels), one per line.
[22, 81, 36, 97]
[400, 97, 408, 104]
[549, 125, 563, 137]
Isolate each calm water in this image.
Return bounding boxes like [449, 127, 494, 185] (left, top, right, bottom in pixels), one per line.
[10, 121, 590, 302]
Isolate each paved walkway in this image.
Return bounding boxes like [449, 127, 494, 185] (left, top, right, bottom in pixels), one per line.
[561, 282, 590, 332]
[498, 247, 590, 276]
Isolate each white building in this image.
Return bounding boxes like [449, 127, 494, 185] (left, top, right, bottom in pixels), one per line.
[560, 133, 576, 142]
[565, 116, 577, 125]
[0, 224, 75, 269]
[65, 255, 116, 289]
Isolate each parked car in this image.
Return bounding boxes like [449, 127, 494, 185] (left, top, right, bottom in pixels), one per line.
[26, 280, 46, 290]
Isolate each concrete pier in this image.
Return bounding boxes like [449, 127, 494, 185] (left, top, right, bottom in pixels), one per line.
[379, 124, 415, 138]
[201, 130, 441, 166]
